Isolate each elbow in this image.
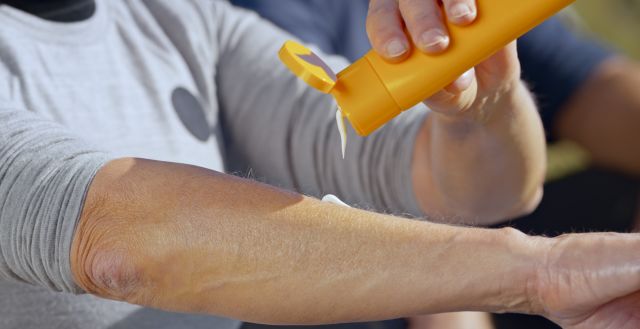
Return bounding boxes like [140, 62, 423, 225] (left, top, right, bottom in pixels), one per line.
[442, 185, 544, 227]
[88, 247, 143, 301]
[70, 158, 148, 303]
[72, 234, 145, 303]
[480, 185, 544, 225]
[71, 201, 145, 303]
[460, 154, 547, 225]
[506, 186, 544, 219]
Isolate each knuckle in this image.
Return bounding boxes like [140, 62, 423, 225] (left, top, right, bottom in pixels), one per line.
[368, 0, 398, 17]
[401, 0, 438, 19]
[366, 17, 404, 47]
[366, 22, 392, 48]
[399, 0, 444, 35]
[409, 8, 441, 25]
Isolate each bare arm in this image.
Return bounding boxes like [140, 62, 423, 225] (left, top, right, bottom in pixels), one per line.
[70, 158, 537, 323]
[555, 56, 640, 176]
[70, 158, 640, 328]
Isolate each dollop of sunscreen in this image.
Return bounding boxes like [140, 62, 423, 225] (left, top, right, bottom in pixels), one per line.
[336, 106, 347, 159]
[321, 194, 350, 208]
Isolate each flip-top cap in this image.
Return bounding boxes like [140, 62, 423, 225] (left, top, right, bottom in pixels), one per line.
[278, 41, 337, 93]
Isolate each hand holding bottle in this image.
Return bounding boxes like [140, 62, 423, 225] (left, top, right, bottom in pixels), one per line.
[366, 0, 522, 120]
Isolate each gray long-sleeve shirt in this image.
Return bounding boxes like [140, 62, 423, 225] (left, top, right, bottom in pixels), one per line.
[0, 0, 427, 328]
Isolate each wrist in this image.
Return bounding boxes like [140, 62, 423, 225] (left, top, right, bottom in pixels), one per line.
[410, 224, 553, 315]
[472, 227, 553, 315]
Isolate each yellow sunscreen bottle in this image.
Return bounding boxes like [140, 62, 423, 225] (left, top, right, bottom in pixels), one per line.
[279, 0, 576, 136]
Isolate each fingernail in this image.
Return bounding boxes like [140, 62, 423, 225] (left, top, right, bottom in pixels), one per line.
[385, 39, 408, 58]
[419, 29, 450, 53]
[449, 3, 476, 20]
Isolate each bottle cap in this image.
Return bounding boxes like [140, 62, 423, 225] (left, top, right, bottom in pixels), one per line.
[278, 41, 337, 93]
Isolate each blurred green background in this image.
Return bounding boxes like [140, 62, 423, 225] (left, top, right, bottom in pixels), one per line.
[573, 0, 640, 58]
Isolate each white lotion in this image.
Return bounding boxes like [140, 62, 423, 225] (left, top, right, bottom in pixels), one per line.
[321, 194, 351, 208]
[336, 106, 347, 159]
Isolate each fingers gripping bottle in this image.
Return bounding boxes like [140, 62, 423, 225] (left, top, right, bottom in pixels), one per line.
[279, 0, 576, 136]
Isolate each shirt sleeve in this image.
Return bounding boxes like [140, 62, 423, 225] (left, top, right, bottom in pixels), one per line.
[214, 2, 426, 217]
[518, 17, 613, 136]
[0, 106, 111, 293]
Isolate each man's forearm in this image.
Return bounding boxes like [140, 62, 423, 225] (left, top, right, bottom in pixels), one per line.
[71, 158, 545, 324]
[412, 81, 546, 225]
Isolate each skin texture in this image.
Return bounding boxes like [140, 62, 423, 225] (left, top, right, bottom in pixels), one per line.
[72, 158, 539, 323]
[71, 158, 640, 328]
